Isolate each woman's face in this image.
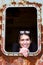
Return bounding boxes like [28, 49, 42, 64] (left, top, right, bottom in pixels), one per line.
[19, 34, 31, 48]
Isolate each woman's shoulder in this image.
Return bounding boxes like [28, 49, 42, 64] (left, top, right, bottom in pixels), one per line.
[12, 43, 20, 52]
[29, 42, 37, 52]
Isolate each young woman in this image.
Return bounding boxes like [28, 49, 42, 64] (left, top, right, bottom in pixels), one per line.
[12, 30, 37, 57]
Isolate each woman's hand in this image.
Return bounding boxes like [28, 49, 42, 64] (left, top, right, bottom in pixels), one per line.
[19, 48, 29, 57]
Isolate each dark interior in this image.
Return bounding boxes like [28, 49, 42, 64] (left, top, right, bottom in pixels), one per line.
[5, 7, 38, 52]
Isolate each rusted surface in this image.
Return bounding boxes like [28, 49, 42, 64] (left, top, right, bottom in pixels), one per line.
[41, 25, 43, 43]
[0, 9, 3, 12]
[25, 1, 42, 7]
[0, 25, 2, 29]
[18, 2, 24, 5]
[41, 25, 43, 32]
[11, 2, 16, 5]
[0, 1, 43, 65]
[41, 34, 43, 42]
[0, 17, 2, 20]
